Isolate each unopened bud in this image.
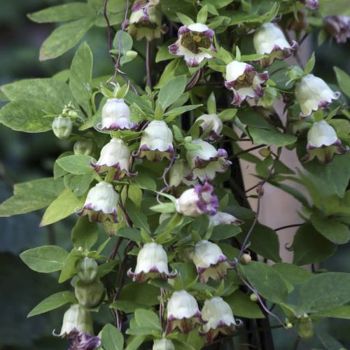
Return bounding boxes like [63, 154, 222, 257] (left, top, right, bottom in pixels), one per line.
[74, 140, 93, 156]
[250, 293, 258, 302]
[78, 257, 98, 283]
[240, 253, 252, 265]
[74, 279, 105, 308]
[126, 50, 138, 59]
[52, 116, 73, 139]
[297, 315, 314, 339]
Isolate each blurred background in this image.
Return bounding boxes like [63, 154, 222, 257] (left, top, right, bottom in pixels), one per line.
[0, 1, 349, 349]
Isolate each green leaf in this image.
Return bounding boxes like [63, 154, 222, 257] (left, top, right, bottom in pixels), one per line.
[59, 249, 83, 283]
[28, 3, 93, 23]
[304, 53, 315, 75]
[246, 224, 281, 262]
[71, 217, 99, 250]
[119, 283, 159, 311]
[101, 324, 124, 350]
[41, 189, 83, 226]
[315, 305, 350, 319]
[70, 42, 93, 115]
[113, 30, 133, 54]
[134, 309, 162, 331]
[176, 12, 194, 25]
[20, 245, 68, 273]
[210, 224, 241, 241]
[125, 336, 146, 350]
[249, 127, 297, 147]
[225, 290, 264, 319]
[28, 291, 76, 317]
[272, 263, 311, 287]
[158, 75, 187, 110]
[311, 212, 350, 244]
[117, 227, 142, 242]
[292, 224, 337, 265]
[39, 18, 94, 61]
[334, 67, 350, 98]
[300, 272, 350, 313]
[57, 155, 94, 175]
[319, 0, 350, 16]
[0, 177, 64, 217]
[239, 262, 288, 304]
[64, 173, 94, 197]
[196, 5, 208, 23]
[125, 200, 150, 233]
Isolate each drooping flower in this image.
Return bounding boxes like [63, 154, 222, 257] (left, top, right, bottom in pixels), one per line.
[253, 23, 297, 64]
[201, 297, 239, 342]
[168, 23, 215, 67]
[52, 116, 73, 139]
[138, 120, 174, 161]
[79, 182, 119, 223]
[295, 74, 340, 117]
[192, 240, 233, 283]
[224, 60, 269, 106]
[67, 330, 101, 350]
[127, 0, 162, 41]
[196, 114, 223, 140]
[91, 138, 132, 179]
[209, 211, 243, 227]
[59, 305, 94, 337]
[324, 16, 350, 44]
[100, 98, 136, 131]
[305, 120, 346, 163]
[152, 338, 175, 350]
[166, 290, 202, 333]
[127, 242, 176, 282]
[175, 182, 219, 217]
[186, 139, 231, 181]
[300, 0, 319, 10]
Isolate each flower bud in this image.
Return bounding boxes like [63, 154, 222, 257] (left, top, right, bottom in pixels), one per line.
[250, 293, 258, 302]
[59, 304, 94, 336]
[166, 290, 202, 333]
[253, 23, 297, 64]
[186, 139, 231, 181]
[239, 253, 252, 265]
[138, 121, 174, 161]
[324, 16, 350, 44]
[192, 240, 232, 283]
[80, 181, 119, 223]
[202, 297, 238, 342]
[92, 138, 132, 179]
[152, 338, 175, 350]
[52, 116, 73, 139]
[169, 23, 215, 67]
[297, 315, 314, 339]
[305, 120, 345, 163]
[100, 98, 136, 131]
[196, 114, 223, 140]
[295, 74, 340, 117]
[175, 182, 219, 217]
[128, 0, 162, 41]
[74, 279, 105, 308]
[209, 211, 243, 227]
[78, 257, 98, 283]
[67, 331, 101, 350]
[127, 242, 176, 282]
[168, 159, 193, 188]
[224, 60, 268, 106]
[74, 140, 93, 156]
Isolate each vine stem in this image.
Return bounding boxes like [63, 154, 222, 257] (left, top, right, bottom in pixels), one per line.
[274, 223, 303, 231]
[146, 40, 152, 88]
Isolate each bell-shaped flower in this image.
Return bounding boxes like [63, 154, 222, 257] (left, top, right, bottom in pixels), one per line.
[253, 23, 297, 63]
[127, 242, 176, 282]
[186, 139, 231, 181]
[175, 182, 219, 217]
[301, 0, 319, 9]
[52, 116, 73, 139]
[67, 330, 101, 350]
[325, 16, 350, 44]
[192, 240, 233, 283]
[196, 114, 223, 140]
[201, 297, 239, 342]
[59, 304, 94, 337]
[305, 120, 345, 163]
[92, 138, 132, 179]
[295, 74, 340, 117]
[152, 338, 175, 350]
[209, 211, 243, 227]
[166, 290, 202, 333]
[128, 0, 162, 41]
[138, 120, 174, 161]
[100, 98, 136, 131]
[224, 60, 269, 106]
[168, 23, 215, 67]
[80, 182, 119, 223]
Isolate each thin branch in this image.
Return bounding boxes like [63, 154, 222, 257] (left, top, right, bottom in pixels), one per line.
[146, 41, 152, 88]
[274, 223, 303, 231]
[232, 144, 266, 158]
